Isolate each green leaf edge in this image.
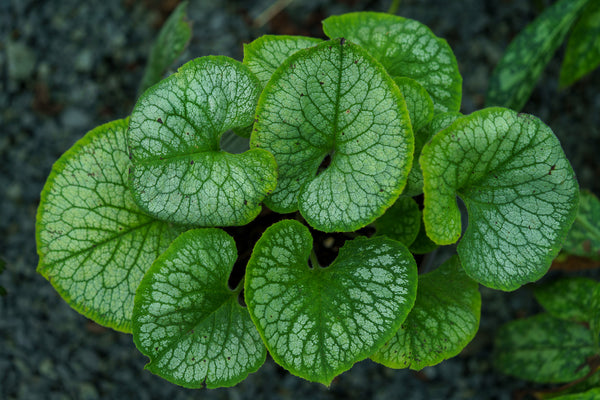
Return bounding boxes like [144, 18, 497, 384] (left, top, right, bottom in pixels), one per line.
[371, 255, 481, 370]
[35, 118, 168, 333]
[128, 55, 278, 227]
[322, 11, 463, 114]
[252, 39, 414, 233]
[421, 107, 579, 290]
[244, 219, 417, 385]
[132, 228, 267, 389]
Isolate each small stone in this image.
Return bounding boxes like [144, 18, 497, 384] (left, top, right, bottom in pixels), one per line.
[6, 40, 36, 81]
[61, 107, 91, 130]
[75, 50, 94, 73]
[39, 357, 57, 379]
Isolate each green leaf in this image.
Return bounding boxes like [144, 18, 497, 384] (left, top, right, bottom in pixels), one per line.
[245, 220, 417, 385]
[139, 1, 192, 94]
[373, 196, 421, 247]
[232, 35, 323, 139]
[540, 372, 600, 399]
[36, 119, 184, 332]
[252, 39, 413, 232]
[494, 313, 594, 383]
[421, 107, 579, 291]
[393, 77, 434, 133]
[534, 277, 599, 323]
[371, 256, 481, 370]
[128, 56, 278, 227]
[132, 229, 266, 389]
[243, 35, 323, 88]
[552, 388, 600, 400]
[560, 0, 600, 87]
[563, 190, 600, 260]
[409, 213, 439, 255]
[322, 11, 462, 113]
[404, 111, 462, 197]
[486, 0, 589, 110]
[591, 284, 600, 345]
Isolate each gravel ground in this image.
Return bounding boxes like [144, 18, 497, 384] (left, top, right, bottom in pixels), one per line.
[1, 0, 599, 399]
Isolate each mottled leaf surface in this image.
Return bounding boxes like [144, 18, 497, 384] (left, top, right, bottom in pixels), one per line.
[245, 220, 417, 385]
[404, 111, 462, 197]
[560, 0, 600, 87]
[36, 119, 184, 332]
[374, 196, 421, 247]
[563, 190, 600, 260]
[322, 12, 462, 113]
[534, 277, 599, 323]
[243, 35, 322, 87]
[128, 56, 277, 227]
[252, 39, 413, 232]
[487, 0, 589, 110]
[421, 108, 579, 290]
[393, 77, 433, 133]
[372, 256, 480, 370]
[495, 313, 594, 383]
[139, 1, 191, 94]
[132, 229, 266, 388]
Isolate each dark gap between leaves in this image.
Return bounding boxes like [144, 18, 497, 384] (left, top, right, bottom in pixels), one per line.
[316, 152, 332, 176]
[308, 224, 376, 267]
[224, 208, 295, 294]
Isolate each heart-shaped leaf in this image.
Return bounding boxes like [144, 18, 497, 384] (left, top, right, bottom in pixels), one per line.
[486, 0, 589, 110]
[252, 39, 413, 232]
[494, 313, 594, 383]
[421, 107, 579, 290]
[243, 35, 322, 88]
[322, 12, 462, 113]
[128, 56, 277, 227]
[373, 196, 421, 247]
[563, 190, 600, 260]
[245, 220, 417, 385]
[534, 277, 599, 323]
[560, 0, 600, 88]
[371, 256, 481, 370]
[36, 119, 184, 332]
[132, 228, 266, 388]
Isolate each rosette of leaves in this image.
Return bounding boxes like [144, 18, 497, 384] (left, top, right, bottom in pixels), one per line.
[35, 9, 582, 390]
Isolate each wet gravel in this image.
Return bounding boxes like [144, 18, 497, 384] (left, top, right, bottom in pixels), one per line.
[1, 0, 599, 399]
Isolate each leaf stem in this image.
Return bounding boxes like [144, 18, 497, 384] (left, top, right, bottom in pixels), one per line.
[310, 249, 320, 268]
[233, 277, 245, 293]
[387, 0, 401, 14]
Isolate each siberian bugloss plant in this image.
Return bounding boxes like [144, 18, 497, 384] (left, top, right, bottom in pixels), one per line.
[36, 11, 580, 388]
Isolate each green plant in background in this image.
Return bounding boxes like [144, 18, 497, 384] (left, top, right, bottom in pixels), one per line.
[36, 5, 580, 389]
[495, 277, 600, 399]
[494, 192, 600, 399]
[487, 0, 600, 111]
